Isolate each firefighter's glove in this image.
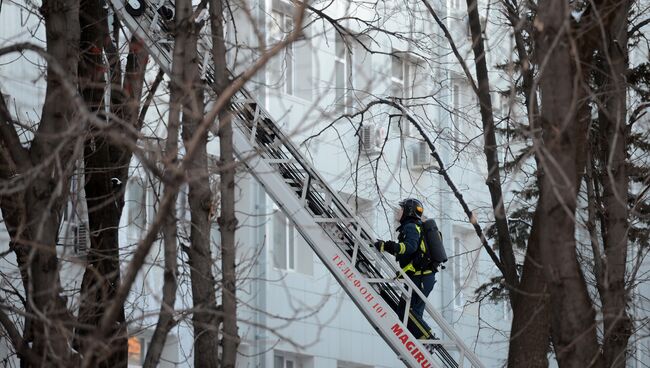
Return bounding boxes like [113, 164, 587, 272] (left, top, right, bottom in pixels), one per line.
[384, 240, 399, 254]
[383, 240, 399, 254]
[374, 240, 399, 254]
[374, 240, 385, 252]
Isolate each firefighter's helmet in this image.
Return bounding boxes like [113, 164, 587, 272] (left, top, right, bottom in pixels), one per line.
[399, 198, 424, 222]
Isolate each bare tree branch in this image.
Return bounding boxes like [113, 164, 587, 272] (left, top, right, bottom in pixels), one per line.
[0, 94, 31, 172]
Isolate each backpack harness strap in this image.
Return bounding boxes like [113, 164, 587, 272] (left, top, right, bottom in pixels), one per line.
[400, 225, 434, 276]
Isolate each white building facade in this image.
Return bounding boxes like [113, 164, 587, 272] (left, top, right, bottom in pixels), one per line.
[2, 0, 626, 365]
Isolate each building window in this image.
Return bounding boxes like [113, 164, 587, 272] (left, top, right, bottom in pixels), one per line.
[268, 11, 295, 95]
[502, 299, 511, 320]
[391, 54, 410, 98]
[275, 355, 302, 368]
[275, 353, 312, 368]
[350, 37, 372, 108]
[127, 336, 145, 366]
[498, 94, 510, 121]
[452, 82, 462, 149]
[128, 178, 147, 233]
[272, 206, 296, 271]
[453, 236, 463, 308]
[338, 362, 373, 368]
[391, 54, 420, 135]
[270, 204, 313, 274]
[335, 32, 353, 112]
[64, 163, 83, 222]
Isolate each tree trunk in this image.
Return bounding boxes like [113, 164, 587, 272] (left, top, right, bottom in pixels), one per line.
[210, 0, 239, 365]
[143, 52, 182, 368]
[501, 2, 553, 365]
[535, 0, 602, 365]
[464, 0, 519, 296]
[595, 1, 632, 365]
[0, 94, 35, 360]
[508, 63, 592, 368]
[507, 206, 550, 368]
[76, 13, 151, 364]
[218, 103, 239, 368]
[76, 1, 124, 365]
[176, 0, 222, 366]
[14, 0, 82, 364]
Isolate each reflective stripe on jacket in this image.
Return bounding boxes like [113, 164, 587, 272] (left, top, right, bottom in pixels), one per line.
[396, 221, 434, 276]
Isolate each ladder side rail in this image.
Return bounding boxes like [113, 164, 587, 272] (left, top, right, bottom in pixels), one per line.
[233, 110, 467, 368]
[251, 102, 483, 366]
[230, 118, 442, 368]
[226, 105, 462, 366]
[233, 99, 483, 367]
[110, 2, 430, 364]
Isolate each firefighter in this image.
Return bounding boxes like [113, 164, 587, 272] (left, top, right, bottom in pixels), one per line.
[374, 198, 436, 339]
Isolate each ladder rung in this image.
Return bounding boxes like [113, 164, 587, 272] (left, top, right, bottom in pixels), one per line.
[313, 217, 358, 223]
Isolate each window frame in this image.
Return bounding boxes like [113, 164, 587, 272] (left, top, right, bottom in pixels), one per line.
[128, 176, 148, 233]
[271, 204, 297, 272]
[391, 53, 421, 135]
[274, 354, 299, 368]
[452, 82, 462, 149]
[127, 336, 146, 367]
[502, 299, 511, 320]
[391, 54, 406, 98]
[453, 236, 464, 308]
[334, 32, 354, 113]
[269, 10, 296, 96]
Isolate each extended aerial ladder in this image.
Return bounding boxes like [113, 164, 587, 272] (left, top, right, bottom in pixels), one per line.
[109, 1, 485, 366]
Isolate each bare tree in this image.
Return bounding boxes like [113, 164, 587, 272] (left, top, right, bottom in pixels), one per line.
[416, 0, 642, 365]
[209, 0, 239, 364]
[141, 2, 187, 365]
[534, 0, 600, 362]
[76, 0, 151, 364]
[186, 0, 222, 364]
[0, 0, 81, 363]
[590, 1, 633, 365]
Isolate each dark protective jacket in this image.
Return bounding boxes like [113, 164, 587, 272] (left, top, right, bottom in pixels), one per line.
[394, 218, 435, 275]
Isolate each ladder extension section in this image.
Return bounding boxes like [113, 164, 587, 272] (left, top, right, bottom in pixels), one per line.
[109, 2, 485, 367]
